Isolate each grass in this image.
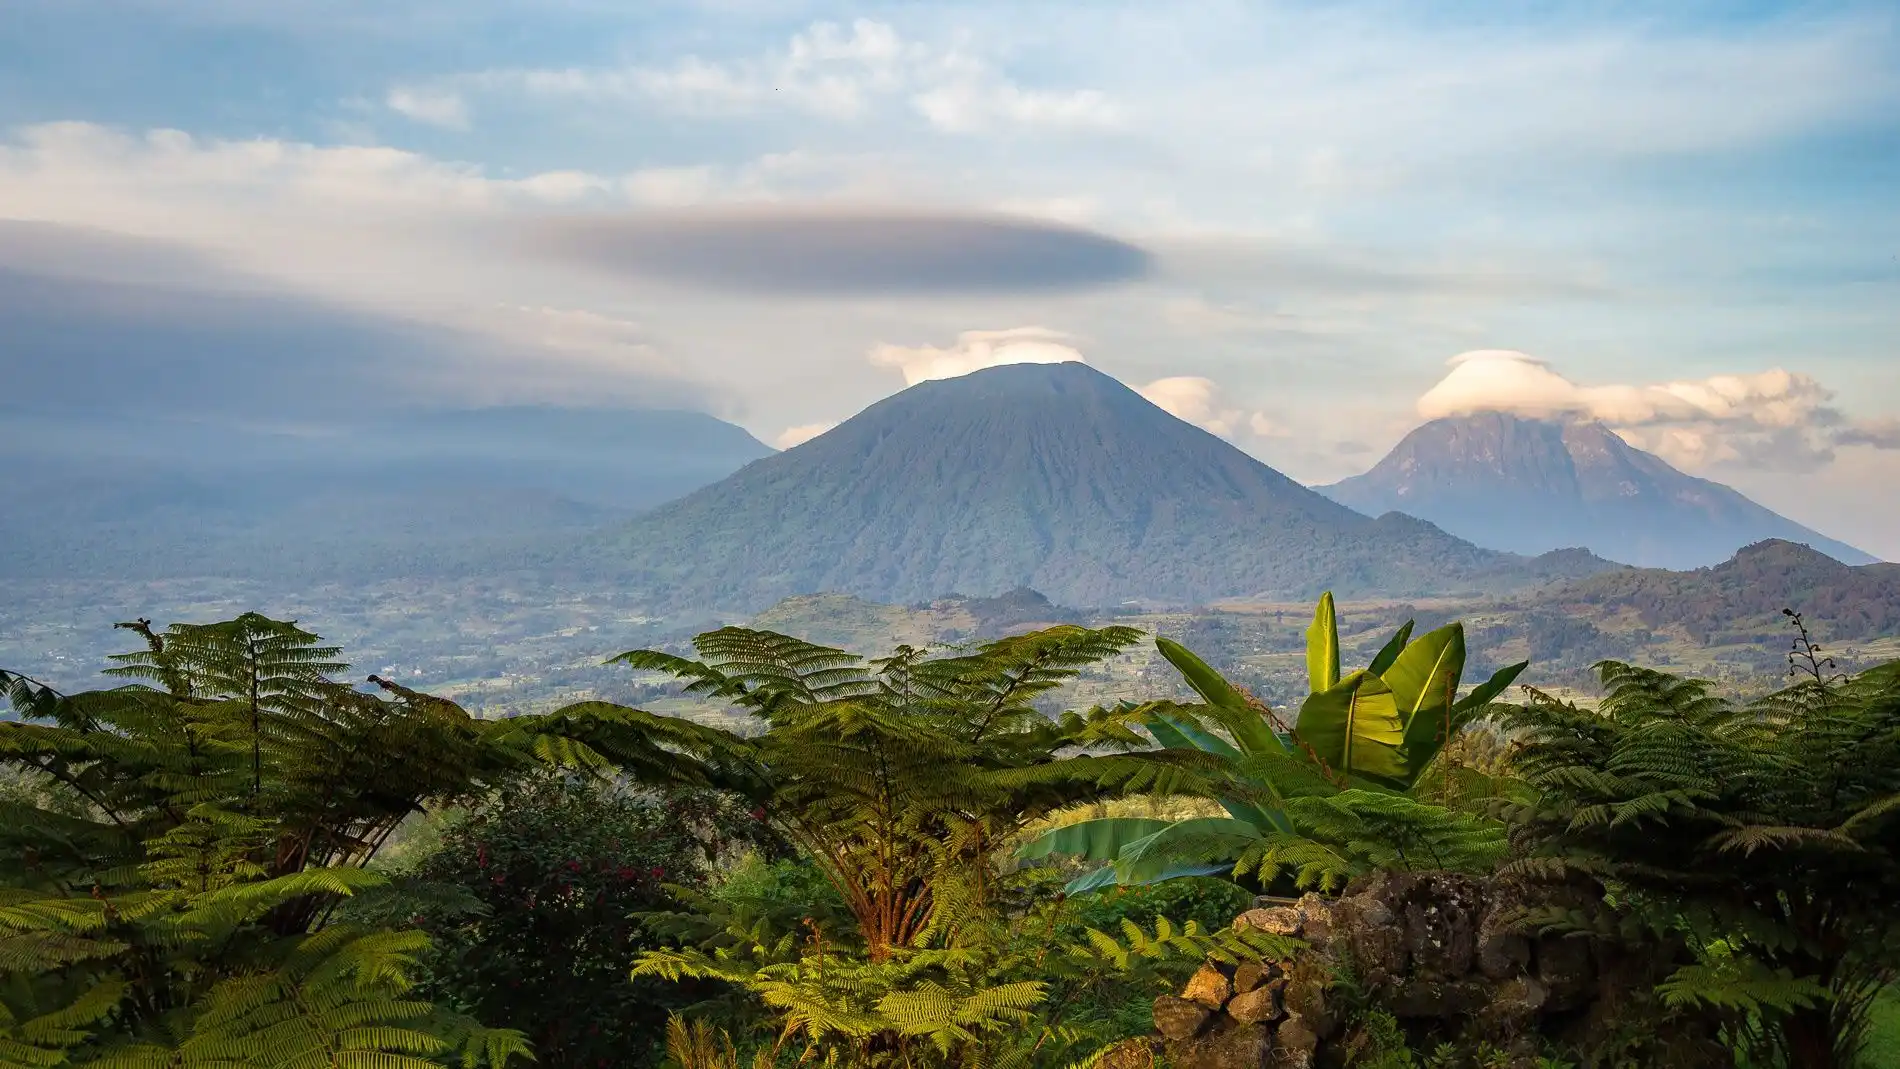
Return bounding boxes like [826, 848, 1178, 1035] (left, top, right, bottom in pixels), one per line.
[1866, 986, 1900, 1067]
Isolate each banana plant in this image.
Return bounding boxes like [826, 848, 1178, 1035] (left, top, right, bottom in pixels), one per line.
[1015, 593, 1527, 892]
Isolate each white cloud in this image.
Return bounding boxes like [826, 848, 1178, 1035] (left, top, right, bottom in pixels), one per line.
[865, 328, 1281, 443]
[911, 74, 1118, 134]
[1134, 375, 1285, 442]
[386, 86, 470, 130]
[868, 327, 1084, 385]
[1420, 350, 1834, 428]
[1135, 377, 1240, 437]
[774, 422, 837, 448]
[476, 18, 1120, 134]
[1414, 349, 1876, 471]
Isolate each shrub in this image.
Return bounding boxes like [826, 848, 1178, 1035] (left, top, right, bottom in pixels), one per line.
[399, 775, 774, 1069]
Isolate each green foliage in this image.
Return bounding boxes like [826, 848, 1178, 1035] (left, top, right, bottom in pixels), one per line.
[1863, 986, 1900, 1067]
[1493, 647, 1900, 1068]
[1293, 596, 1527, 791]
[635, 866, 1298, 1069]
[599, 625, 1226, 960]
[597, 625, 1273, 1069]
[1019, 594, 1522, 894]
[1332, 1007, 1578, 1069]
[0, 612, 732, 1066]
[387, 775, 776, 1069]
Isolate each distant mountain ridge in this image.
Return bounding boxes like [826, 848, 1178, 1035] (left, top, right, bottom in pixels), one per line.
[1545, 538, 1900, 645]
[0, 405, 773, 580]
[1321, 411, 1874, 569]
[566, 362, 1616, 612]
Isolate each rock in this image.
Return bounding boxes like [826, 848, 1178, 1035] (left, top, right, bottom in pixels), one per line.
[1097, 1038, 1160, 1069]
[1167, 1022, 1275, 1069]
[1148, 871, 1682, 1068]
[1331, 898, 1408, 984]
[1535, 935, 1595, 1009]
[1237, 906, 1304, 937]
[1292, 894, 1334, 945]
[1279, 959, 1336, 1038]
[1476, 923, 1532, 980]
[1387, 978, 1492, 1019]
[1474, 878, 1535, 980]
[1483, 975, 1550, 1033]
[1401, 882, 1479, 979]
[1226, 986, 1284, 1024]
[1232, 961, 1275, 994]
[1271, 1015, 1320, 1069]
[1153, 996, 1214, 1041]
[1184, 963, 1234, 1008]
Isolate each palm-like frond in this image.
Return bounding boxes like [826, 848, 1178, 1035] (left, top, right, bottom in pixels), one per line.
[1493, 653, 1900, 1068]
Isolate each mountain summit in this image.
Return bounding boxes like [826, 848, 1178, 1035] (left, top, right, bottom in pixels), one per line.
[571, 362, 1606, 612]
[1320, 412, 1874, 569]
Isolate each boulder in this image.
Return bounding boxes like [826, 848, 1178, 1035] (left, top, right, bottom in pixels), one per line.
[1166, 1022, 1276, 1069]
[1232, 961, 1275, 994]
[1183, 963, 1234, 1009]
[1236, 906, 1304, 937]
[1226, 986, 1283, 1025]
[1146, 869, 1698, 1066]
[1153, 996, 1214, 1041]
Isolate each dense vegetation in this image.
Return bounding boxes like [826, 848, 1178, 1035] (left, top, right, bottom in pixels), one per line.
[2, 599, 1895, 1067]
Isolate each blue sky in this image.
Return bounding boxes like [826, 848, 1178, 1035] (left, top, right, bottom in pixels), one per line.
[2, 0, 1898, 554]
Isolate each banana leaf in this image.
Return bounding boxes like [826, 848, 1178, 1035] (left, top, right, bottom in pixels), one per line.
[1367, 620, 1416, 677]
[1112, 817, 1263, 886]
[1063, 861, 1231, 894]
[1015, 818, 1176, 864]
[1452, 660, 1529, 715]
[1142, 707, 1241, 761]
[1381, 623, 1466, 720]
[1295, 671, 1407, 786]
[1305, 593, 1341, 694]
[1138, 711, 1293, 834]
[1153, 639, 1285, 755]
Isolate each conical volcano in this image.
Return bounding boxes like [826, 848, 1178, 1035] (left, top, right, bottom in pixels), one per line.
[573, 362, 1603, 611]
[1320, 412, 1874, 569]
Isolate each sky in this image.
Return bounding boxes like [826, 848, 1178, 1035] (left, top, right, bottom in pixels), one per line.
[2, 0, 1898, 556]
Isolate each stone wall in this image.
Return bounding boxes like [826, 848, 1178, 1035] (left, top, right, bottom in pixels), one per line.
[1110, 870, 1710, 1069]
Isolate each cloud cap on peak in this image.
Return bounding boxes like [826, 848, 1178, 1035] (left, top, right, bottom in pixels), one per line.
[864, 327, 1286, 444]
[1413, 349, 1881, 472]
[1419, 349, 1832, 428]
[869, 327, 1085, 386]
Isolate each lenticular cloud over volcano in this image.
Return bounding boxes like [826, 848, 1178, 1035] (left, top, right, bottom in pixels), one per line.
[1418, 350, 1833, 429]
[515, 208, 1152, 296]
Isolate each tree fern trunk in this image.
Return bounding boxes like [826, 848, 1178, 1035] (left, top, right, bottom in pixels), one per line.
[1785, 1006, 1843, 1068]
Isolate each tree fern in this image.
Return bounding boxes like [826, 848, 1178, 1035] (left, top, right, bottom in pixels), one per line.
[1, 613, 708, 1067]
[1493, 648, 1900, 1068]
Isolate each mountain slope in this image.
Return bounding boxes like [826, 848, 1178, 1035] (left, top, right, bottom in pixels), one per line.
[0, 406, 773, 580]
[1545, 539, 1900, 645]
[1321, 412, 1875, 569]
[571, 362, 1612, 612]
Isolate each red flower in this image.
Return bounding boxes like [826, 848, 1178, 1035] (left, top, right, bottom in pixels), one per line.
[750, 807, 767, 821]
[649, 866, 666, 879]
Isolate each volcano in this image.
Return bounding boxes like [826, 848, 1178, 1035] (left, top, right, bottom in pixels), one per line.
[1320, 412, 1874, 569]
[570, 363, 1610, 612]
